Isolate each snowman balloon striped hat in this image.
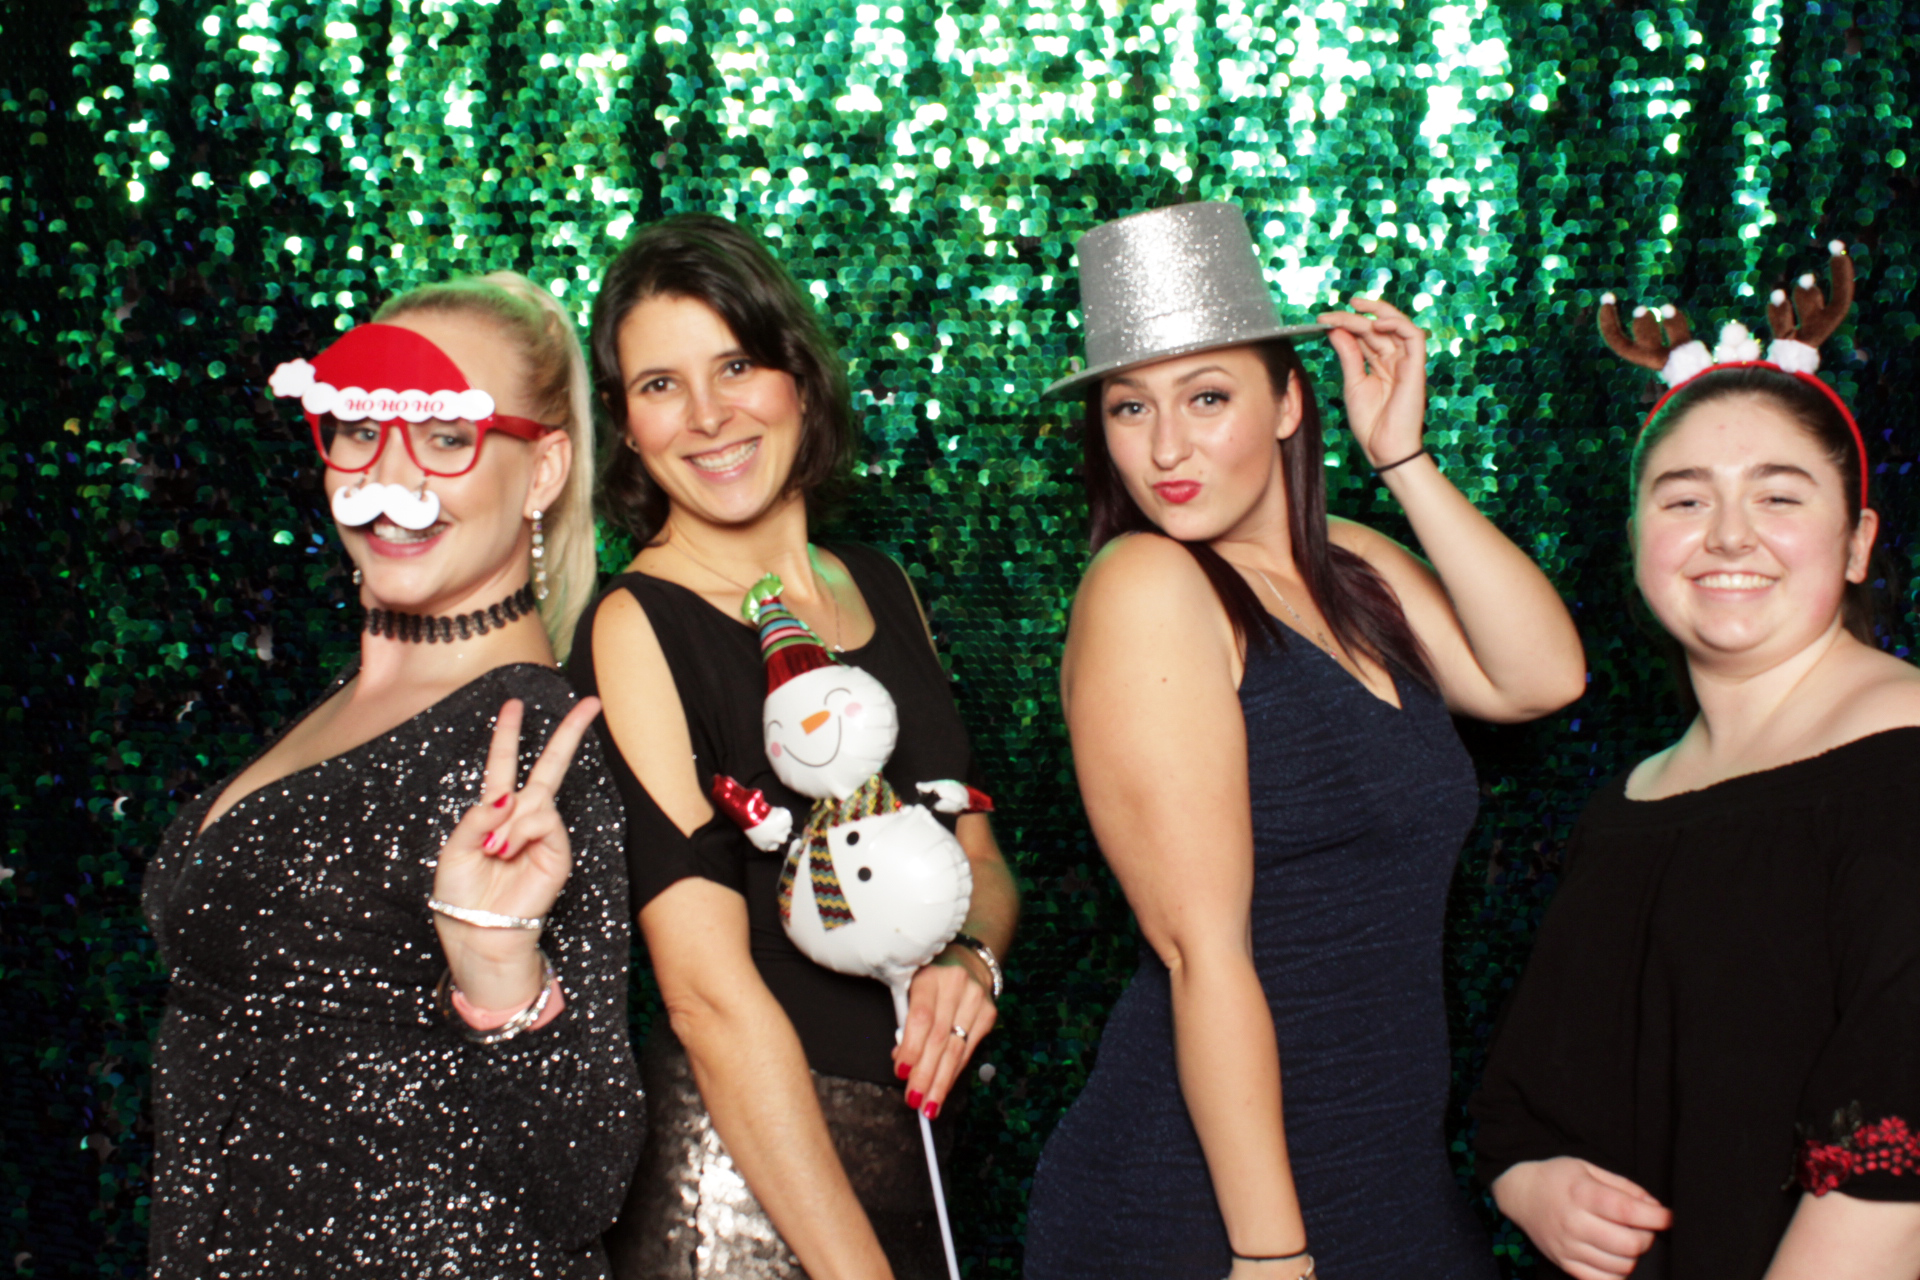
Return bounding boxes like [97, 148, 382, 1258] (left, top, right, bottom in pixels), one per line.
[1598, 239, 1867, 509]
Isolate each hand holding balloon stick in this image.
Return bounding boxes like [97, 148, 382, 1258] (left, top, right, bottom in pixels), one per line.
[708, 575, 991, 1280]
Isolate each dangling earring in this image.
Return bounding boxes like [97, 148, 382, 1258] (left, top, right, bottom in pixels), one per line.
[530, 510, 548, 601]
[352, 566, 364, 586]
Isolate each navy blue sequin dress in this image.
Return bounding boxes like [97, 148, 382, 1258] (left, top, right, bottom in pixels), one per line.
[1025, 635, 1495, 1279]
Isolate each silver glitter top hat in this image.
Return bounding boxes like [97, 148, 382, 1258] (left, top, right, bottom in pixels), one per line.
[1045, 202, 1327, 399]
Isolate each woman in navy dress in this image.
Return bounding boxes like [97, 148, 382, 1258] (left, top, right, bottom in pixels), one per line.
[1021, 204, 1586, 1279]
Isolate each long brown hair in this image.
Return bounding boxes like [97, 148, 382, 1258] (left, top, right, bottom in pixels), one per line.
[589, 213, 853, 546]
[1084, 338, 1434, 687]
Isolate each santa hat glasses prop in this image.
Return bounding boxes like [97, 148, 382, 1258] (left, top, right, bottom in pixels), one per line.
[268, 323, 555, 530]
[1598, 240, 1868, 509]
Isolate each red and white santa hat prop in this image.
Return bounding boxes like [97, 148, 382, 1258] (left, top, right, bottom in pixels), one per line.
[269, 323, 503, 433]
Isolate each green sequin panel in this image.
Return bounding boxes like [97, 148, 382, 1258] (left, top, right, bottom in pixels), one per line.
[3, 0, 1917, 1274]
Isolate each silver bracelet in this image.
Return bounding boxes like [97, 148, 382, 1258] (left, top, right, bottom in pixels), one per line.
[949, 932, 1004, 1001]
[428, 897, 545, 931]
[438, 950, 557, 1046]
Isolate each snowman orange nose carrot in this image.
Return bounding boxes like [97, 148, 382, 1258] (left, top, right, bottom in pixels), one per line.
[802, 709, 831, 734]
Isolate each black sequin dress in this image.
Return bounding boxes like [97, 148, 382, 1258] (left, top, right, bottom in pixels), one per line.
[143, 663, 644, 1278]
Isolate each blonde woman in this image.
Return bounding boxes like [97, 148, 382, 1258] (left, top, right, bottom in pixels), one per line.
[144, 274, 642, 1278]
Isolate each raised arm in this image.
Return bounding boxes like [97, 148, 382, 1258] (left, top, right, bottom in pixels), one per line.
[1062, 533, 1307, 1272]
[1320, 298, 1586, 723]
[593, 592, 894, 1280]
[427, 690, 647, 1247]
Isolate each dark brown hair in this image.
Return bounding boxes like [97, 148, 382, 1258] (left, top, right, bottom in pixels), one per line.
[589, 213, 853, 545]
[1084, 338, 1435, 687]
[1632, 363, 1876, 642]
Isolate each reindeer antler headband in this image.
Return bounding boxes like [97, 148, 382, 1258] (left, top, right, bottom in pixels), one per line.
[1598, 241, 1867, 509]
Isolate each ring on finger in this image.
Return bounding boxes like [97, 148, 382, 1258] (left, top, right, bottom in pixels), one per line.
[951, 1024, 969, 1042]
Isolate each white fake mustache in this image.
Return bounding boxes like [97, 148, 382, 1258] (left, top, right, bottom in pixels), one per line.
[331, 480, 442, 531]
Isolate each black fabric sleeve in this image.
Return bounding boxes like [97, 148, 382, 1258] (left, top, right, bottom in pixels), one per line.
[608, 759, 747, 908]
[1794, 822, 1920, 1200]
[567, 581, 749, 914]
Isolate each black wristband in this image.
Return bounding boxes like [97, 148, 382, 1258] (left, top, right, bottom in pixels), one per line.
[1232, 1249, 1310, 1262]
[1373, 445, 1428, 474]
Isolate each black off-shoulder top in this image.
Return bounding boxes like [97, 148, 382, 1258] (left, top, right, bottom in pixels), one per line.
[1473, 728, 1920, 1280]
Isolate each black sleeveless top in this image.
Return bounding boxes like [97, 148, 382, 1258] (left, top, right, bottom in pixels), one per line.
[570, 543, 981, 1087]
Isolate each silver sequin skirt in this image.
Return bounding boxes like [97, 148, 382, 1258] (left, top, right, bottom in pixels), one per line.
[604, 1034, 957, 1279]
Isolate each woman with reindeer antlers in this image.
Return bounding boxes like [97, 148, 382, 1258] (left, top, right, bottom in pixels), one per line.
[1473, 244, 1920, 1279]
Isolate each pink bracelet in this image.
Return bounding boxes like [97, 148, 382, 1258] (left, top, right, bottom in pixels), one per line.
[451, 978, 565, 1031]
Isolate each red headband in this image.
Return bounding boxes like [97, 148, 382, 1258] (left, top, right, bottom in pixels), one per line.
[1639, 361, 1869, 511]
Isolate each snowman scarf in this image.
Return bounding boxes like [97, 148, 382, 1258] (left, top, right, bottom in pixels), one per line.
[776, 772, 905, 930]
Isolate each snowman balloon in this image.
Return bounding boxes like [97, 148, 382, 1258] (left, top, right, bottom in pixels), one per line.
[709, 574, 990, 1280]
[709, 574, 991, 1026]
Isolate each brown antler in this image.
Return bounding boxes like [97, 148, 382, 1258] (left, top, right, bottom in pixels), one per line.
[1599, 295, 1694, 371]
[1766, 240, 1855, 345]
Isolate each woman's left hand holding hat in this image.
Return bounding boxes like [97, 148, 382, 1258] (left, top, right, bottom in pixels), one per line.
[1318, 296, 1430, 469]
[431, 696, 603, 1012]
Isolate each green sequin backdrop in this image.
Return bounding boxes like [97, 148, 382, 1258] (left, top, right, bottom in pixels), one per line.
[3, 0, 1916, 1273]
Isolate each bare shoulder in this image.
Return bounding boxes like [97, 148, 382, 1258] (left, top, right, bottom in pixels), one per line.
[1327, 515, 1422, 570]
[1067, 533, 1236, 685]
[1076, 531, 1219, 615]
[589, 587, 710, 830]
[590, 587, 671, 681]
[1829, 647, 1920, 736]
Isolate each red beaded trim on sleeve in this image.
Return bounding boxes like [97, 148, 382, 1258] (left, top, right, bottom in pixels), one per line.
[1796, 1106, 1920, 1196]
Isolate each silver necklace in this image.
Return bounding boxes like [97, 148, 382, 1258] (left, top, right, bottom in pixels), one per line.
[1252, 567, 1335, 655]
[665, 536, 846, 652]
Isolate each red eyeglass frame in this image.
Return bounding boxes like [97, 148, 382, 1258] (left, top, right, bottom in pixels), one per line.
[273, 323, 562, 480]
[310, 411, 554, 480]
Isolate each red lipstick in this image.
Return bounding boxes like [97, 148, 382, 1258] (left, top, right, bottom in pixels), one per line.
[1153, 480, 1201, 504]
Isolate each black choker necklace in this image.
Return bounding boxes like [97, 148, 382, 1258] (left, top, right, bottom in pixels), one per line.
[365, 584, 538, 644]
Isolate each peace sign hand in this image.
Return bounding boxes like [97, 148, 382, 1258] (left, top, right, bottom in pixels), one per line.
[1317, 296, 1429, 469]
[431, 696, 602, 1010]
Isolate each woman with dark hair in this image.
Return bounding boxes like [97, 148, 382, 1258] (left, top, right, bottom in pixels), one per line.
[570, 213, 1019, 1280]
[1474, 259, 1920, 1280]
[1021, 203, 1585, 1280]
[145, 273, 642, 1276]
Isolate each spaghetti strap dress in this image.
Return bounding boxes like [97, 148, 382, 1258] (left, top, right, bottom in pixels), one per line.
[1024, 632, 1495, 1279]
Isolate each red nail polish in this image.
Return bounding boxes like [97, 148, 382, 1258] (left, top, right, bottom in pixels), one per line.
[896, 1062, 913, 1080]
[493, 793, 511, 809]
[483, 831, 503, 854]
[922, 1100, 941, 1121]
[906, 1089, 923, 1109]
